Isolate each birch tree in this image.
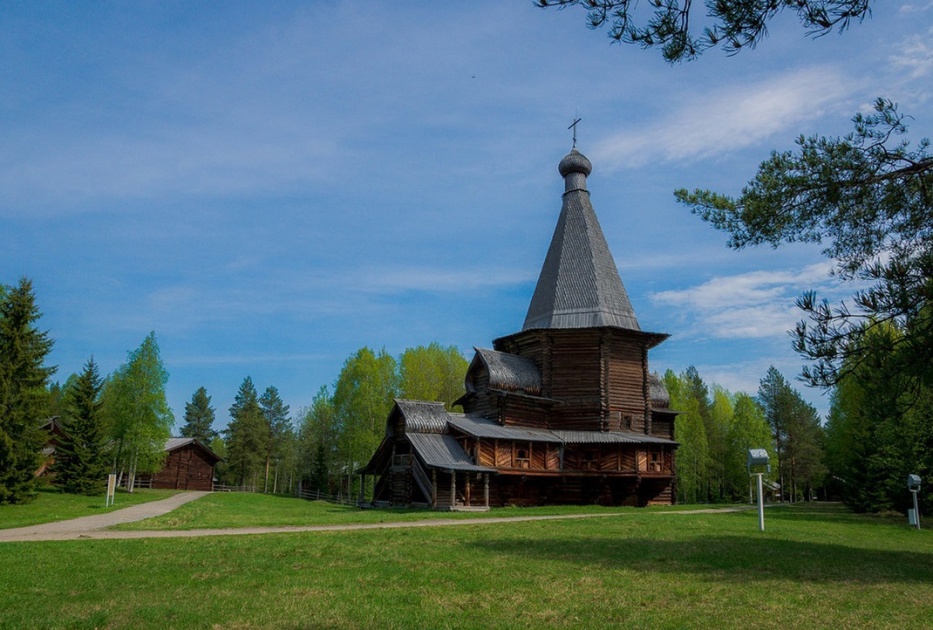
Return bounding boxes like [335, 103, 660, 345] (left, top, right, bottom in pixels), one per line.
[102, 332, 174, 491]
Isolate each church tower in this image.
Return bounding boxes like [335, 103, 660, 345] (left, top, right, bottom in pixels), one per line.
[476, 148, 669, 436]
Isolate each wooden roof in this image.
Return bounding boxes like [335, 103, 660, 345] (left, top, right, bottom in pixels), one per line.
[472, 348, 541, 394]
[393, 399, 449, 434]
[165, 437, 223, 463]
[523, 148, 642, 333]
[648, 373, 671, 408]
[448, 414, 563, 443]
[407, 433, 495, 473]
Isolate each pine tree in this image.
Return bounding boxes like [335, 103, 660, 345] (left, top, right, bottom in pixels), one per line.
[54, 358, 107, 495]
[0, 278, 56, 504]
[758, 366, 824, 502]
[224, 377, 268, 488]
[259, 386, 291, 493]
[180, 386, 217, 443]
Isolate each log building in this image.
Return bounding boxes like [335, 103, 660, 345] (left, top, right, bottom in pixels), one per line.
[360, 148, 678, 508]
[139, 437, 221, 491]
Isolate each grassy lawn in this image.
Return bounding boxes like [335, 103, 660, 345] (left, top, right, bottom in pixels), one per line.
[2, 503, 930, 629]
[0, 487, 180, 530]
[114, 492, 683, 530]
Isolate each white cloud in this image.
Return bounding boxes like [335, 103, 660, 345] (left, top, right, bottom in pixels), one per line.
[591, 67, 853, 169]
[889, 27, 933, 80]
[650, 262, 839, 339]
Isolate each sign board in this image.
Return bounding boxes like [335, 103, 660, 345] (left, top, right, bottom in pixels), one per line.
[908, 474, 921, 491]
[106, 473, 117, 507]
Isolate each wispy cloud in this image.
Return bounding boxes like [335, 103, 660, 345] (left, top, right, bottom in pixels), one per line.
[650, 262, 840, 339]
[889, 26, 933, 80]
[591, 67, 853, 169]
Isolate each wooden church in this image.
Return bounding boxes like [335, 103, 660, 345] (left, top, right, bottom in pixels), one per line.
[359, 147, 678, 508]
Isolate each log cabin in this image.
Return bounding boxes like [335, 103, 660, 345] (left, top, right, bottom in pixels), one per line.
[360, 147, 679, 509]
[138, 437, 221, 491]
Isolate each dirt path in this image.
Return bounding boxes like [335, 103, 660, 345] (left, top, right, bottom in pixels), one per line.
[0, 494, 761, 543]
[0, 492, 211, 543]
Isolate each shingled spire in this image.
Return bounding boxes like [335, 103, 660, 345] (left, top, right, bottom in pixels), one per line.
[522, 148, 640, 332]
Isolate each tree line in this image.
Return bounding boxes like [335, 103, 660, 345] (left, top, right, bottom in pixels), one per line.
[1, 279, 174, 502]
[3, 275, 927, 514]
[664, 365, 823, 504]
[217, 343, 468, 497]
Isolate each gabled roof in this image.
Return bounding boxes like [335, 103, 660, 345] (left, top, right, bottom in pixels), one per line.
[523, 148, 641, 332]
[393, 399, 449, 433]
[165, 437, 223, 463]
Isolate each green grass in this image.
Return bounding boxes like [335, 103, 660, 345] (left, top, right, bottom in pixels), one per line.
[0, 487, 180, 529]
[114, 492, 722, 530]
[2, 502, 931, 629]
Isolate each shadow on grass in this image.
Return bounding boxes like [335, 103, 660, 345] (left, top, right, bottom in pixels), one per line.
[472, 536, 933, 584]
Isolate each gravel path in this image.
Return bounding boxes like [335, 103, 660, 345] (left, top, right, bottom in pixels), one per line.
[0, 493, 760, 543]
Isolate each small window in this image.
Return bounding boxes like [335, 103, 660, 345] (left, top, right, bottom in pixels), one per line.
[624, 415, 633, 430]
[515, 447, 530, 469]
[649, 450, 663, 472]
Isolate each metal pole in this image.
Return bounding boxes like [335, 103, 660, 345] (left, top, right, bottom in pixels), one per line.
[913, 490, 921, 530]
[757, 473, 765, 532]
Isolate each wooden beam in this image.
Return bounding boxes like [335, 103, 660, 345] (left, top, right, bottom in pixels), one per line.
[484, 473, 490, 507]
[450, 470, 456, 507]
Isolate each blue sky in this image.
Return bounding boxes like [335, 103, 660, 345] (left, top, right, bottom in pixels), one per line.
[3, 2, 932, 426]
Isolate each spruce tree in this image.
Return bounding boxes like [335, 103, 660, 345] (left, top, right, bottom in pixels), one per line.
[0, 278, 56, 504]
[224, 377, 267, 488]
[259, 386, 290, 493]
[180, 386, 217, 443]
[54, 358, 107, 495]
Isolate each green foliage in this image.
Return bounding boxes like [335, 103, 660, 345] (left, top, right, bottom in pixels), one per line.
[824, 322, 933, 513]
[332, 347, 398, 490]
[179, 386, 217, 443]
[223, 377, 268, 488]
[538, 0, 871, 62]
[53, 358, 108, 495]
[725, 393, 774, 500]
[259, 385, 293, 493]
[0, 278, 56, 504]
[758, 367, 825, 502]
[679, 100, 933, 391]
[665, 367, 779, 503]
[298, 386, 337, 493]
[101, 332, 174, 486]
[398, 342, 469, 410]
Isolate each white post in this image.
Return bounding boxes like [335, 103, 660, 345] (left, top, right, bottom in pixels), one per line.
[757, 472, 765, 532]
[912, 490, 921, 530]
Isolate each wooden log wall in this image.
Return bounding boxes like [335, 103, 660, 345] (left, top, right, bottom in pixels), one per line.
[461, 370, 498, 418]
[499, 396, 549, 428]
[607, 332, 648, 433]
[151, 446, 215, 491]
